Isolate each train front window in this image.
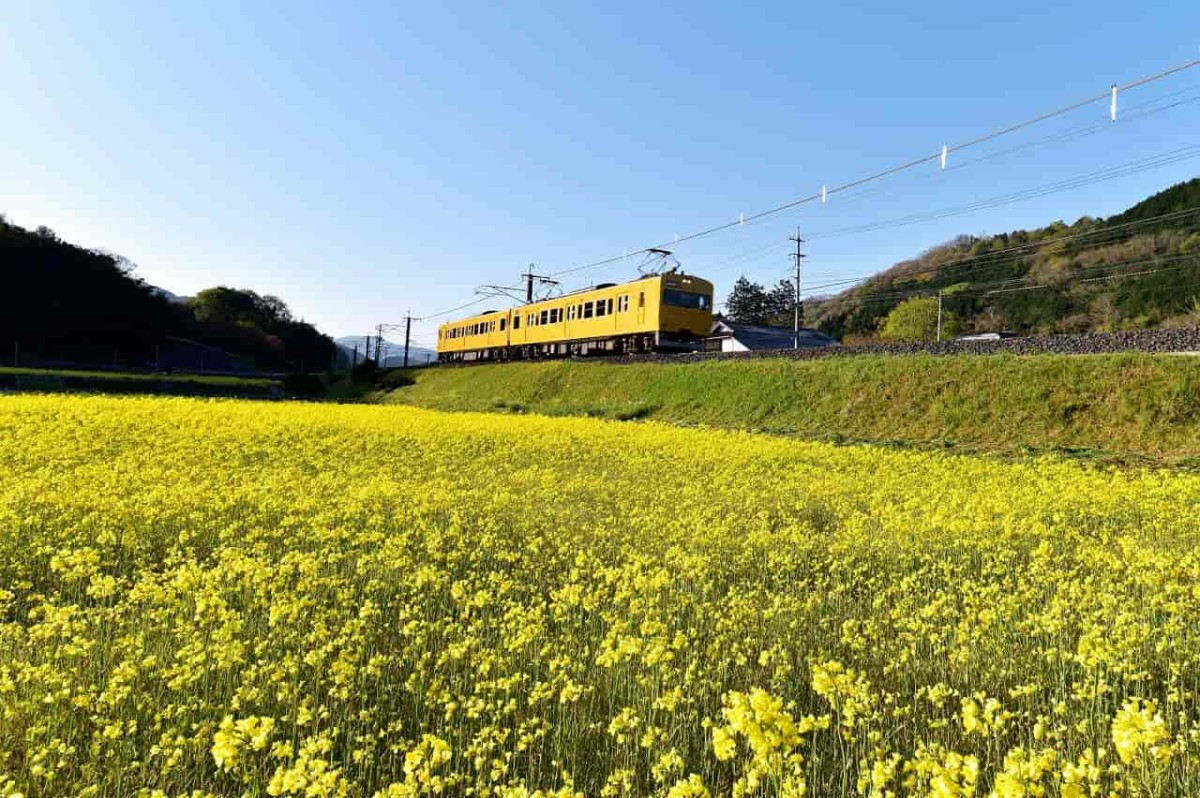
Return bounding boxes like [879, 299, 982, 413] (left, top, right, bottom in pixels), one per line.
[663, 289, 711, 311]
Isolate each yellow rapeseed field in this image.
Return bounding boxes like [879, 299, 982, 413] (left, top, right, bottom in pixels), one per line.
[2, 394, 1200, 797]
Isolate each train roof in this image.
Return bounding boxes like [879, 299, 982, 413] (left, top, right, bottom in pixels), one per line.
[437, 272, 712, 328]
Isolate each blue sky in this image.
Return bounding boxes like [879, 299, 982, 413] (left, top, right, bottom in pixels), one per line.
[3, 2, 1199, 343]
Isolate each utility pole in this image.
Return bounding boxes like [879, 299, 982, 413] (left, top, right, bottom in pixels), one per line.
[789, 228, 806, 349]
[936, 288, 944, 342]
[523, 264, 536, 303]
[375, 324, 385, 364]
[351, 343, 358, 370]
[520, 264, 559, 304]
[403, 312, 412, 368]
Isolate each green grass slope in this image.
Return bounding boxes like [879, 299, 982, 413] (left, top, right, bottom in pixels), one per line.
[0, 367, 281, 398]
[379, 355, 1200, 464]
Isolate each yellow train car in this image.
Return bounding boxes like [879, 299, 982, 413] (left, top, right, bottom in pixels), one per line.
[436, 272, 713, 362]
[436, 310, 510, 360]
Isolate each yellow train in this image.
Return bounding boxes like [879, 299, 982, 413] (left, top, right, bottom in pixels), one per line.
[437, 272, 714, 362]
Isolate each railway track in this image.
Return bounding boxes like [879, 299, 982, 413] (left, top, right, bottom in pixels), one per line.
[423, 327, 1200, 367]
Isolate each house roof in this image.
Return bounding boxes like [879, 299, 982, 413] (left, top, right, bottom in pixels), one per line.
[711, 320, 838, 349]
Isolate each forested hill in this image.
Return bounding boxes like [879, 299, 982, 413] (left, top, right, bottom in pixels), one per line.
[0, 219, 335, 372]
[809, 178, 1200, 341]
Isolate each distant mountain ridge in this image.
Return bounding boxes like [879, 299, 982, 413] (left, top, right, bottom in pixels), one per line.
[808, 177, 1200, 340]
[335, 336, 436, 368]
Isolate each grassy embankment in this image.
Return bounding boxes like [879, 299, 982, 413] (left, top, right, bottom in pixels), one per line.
[0, 366, 281, 398]
[378, 353, 1200, 465]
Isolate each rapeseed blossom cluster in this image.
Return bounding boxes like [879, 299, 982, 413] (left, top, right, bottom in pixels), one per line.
[2, 394, 1200, 795]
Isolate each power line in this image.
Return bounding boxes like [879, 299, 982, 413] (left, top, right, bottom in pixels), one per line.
[801, 204, 1200, 296]
[815, 252, 1200, 313]
[545, 58, 1200, 279]
[804, 145, 1200, 240]
[682, 84, 1200, 286]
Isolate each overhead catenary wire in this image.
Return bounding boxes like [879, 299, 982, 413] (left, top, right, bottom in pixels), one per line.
[544, 58, 1200, 280]
[682, 85, 1200, 287]
[799, 204, 1200, 297]
[812, 252, 1200, 313]
[805, 145, 1200, 240]
[402, 59, 1200, 331]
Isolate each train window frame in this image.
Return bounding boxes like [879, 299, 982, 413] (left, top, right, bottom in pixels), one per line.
[568, 305, 575, 321]
[513, 315, 520, 330]
[539, 309, 548, 325]
[583, 301, 594, 319]
[500, 318, 506, 331]
[595, 300, 607, 318]
[662, 289, 712, 311]
[607, 298, 614, 315]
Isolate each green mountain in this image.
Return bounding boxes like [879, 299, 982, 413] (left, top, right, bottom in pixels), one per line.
[0, 218, 335, 372]
[809, 178, 1200, 340]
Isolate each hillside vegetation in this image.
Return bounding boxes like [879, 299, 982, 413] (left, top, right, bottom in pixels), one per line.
[380, 355, 1200, 464]
[0, 218, 334, 372]
[809, 178, 1200, 340]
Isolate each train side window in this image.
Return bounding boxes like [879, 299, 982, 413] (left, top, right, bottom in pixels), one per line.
[639, 292, 645, 307]
[567, 306, 575, 321]
[595, 300, 606, 318]
[583, 301, 594, 319]
[513, 315, 520, 330]
[500, 318, 506, 331]
[539, 310, 548, 325]
[606, 298, 614, 315]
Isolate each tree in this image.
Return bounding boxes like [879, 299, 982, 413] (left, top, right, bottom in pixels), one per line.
[726, 276, 800, 325]
[764, 279, 798, 326]
[878, 296, 960, 341]
[725, 277, 768, 323]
